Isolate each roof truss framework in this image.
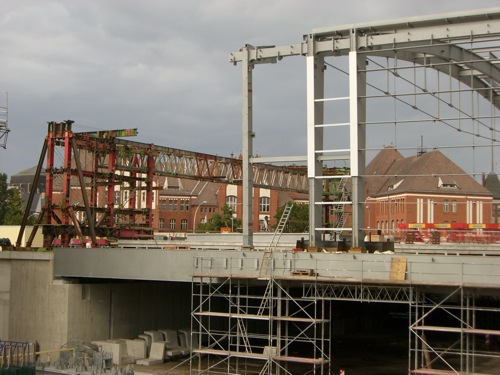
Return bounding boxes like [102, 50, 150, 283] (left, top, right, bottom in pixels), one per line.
[230, 7, 500, 248]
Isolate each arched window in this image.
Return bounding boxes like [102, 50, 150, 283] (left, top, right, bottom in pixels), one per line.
[259, 197, 270, 212]
[181, 219, 188, 230]
[169, 219, 176, 230]
[159, 218, 165, 229]
[451, 200, 457, 213]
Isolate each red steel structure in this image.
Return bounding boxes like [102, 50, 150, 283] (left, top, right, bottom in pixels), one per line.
[17, 120, 309, 248]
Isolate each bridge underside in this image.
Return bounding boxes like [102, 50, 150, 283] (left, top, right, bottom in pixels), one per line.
[52, 244, 500, 374]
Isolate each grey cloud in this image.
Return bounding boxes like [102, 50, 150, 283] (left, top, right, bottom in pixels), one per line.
[1, 0, 499, 178]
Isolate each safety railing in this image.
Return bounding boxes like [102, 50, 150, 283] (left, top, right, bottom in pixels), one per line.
[0, 340, 36, 371]
[192, 252, 500, 288]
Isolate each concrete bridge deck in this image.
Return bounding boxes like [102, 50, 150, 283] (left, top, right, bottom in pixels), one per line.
[51, 245, 500, 292]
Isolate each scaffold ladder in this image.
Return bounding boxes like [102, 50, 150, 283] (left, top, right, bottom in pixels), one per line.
[257, 280, 273, 315]
[236, 318, 252, 353]
[259, 204, 293, 277]
[259, 251, 272, 278]
[259, 362, 270, 375]
[332, 177, 349, 234]
[268, 203, 293, 251]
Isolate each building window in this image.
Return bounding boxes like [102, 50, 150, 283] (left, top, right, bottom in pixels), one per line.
[259, 197, 270, 212]
[259, 220, 267, 231]
[142, 191, 146, 202]
[169, 199, 178, 211]
[451, 200, 457, 213]
[181, 200, 189, 211]
[160, 200, 166, 211]
[181, 219, 188, 230]
[226, 195, 237, 212]
[114, 191, 120, 204]
[169, 219, 176, 230]
[159, 218, 165, 229]
[443, 200, 449, 212]
[180, 200, 185, 211]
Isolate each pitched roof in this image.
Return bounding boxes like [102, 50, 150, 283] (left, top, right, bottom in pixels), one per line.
[366, 149, 492, 198]
[12, 165, 45, 177]
[158, 177, 220, 205]
[484, 172, 500, 199]
[365, 147, 404, 196]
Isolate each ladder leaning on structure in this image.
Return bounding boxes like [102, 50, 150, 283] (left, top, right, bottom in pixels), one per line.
[259, 203, 293, 277]
[332, 177, 350, 236]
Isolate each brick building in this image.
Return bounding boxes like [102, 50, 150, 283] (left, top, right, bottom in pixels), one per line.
[483, 172, 500, 224]
[215, 184, 308, 233]
[155, 177, 219, 236]
[9, 166, 45, 216]
[365, 147, 493, 237]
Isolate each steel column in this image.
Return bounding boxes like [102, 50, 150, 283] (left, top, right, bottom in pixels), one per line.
[306, 51, 325, 248]
[348, 49, 366, 248]
[242, 45, 254, 249]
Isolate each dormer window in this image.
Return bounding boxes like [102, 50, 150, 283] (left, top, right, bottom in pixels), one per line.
[164, 177, 182, 190]
[438, 177, 458, 189]
[388, 179, 404, 191]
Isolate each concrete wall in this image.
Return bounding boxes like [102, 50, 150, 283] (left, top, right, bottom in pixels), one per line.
[0, 226, 44, 248]
[7, 252, 69, 352]
[1, 251, 192, 353]
[67, 281, 192, 341]
[0, 256, 11, 338]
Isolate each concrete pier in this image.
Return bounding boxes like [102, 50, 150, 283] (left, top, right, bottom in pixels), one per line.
[0, 251, 192, 355]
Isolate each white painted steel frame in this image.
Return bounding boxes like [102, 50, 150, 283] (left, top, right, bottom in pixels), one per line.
[230, 7, 500, 250]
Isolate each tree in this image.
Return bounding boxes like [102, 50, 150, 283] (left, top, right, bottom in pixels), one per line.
[273, 201, 309, 233]
[0, 173, 7, 224]
[197, 205, 242, 233]
[3, 188, 24, 225]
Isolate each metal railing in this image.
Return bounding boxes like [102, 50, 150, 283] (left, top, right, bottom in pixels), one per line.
[192, 252, 500, 289]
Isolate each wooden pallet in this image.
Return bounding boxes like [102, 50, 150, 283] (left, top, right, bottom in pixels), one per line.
[291, 269, 316, 276]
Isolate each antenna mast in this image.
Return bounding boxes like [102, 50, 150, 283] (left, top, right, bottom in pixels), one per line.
[0, 93, 9, 149]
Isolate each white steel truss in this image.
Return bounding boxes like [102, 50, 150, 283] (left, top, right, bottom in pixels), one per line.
[230, 7, 500, 248]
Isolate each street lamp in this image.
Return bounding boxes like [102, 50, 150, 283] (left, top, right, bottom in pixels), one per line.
[366, 206, 371, 241]
[193, 200, 207, 233]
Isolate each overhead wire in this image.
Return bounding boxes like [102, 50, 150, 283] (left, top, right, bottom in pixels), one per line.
[324, 58, 500, 144]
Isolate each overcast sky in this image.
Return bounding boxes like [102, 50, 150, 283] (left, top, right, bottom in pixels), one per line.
[1, 0, 499, 179]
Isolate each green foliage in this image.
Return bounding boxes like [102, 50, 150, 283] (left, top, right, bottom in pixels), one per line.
[3, 187, 24, 225]
[197, 204, 241, 233]
[273, 202, 309, 233]
[0, 173, 7, 224]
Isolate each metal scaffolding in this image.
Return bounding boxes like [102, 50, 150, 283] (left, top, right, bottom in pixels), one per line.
[191, 272, 332, 374]
[0, 93, 8, 149]
[188, 249, 500, 374]
[410, 287, 500, 374]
